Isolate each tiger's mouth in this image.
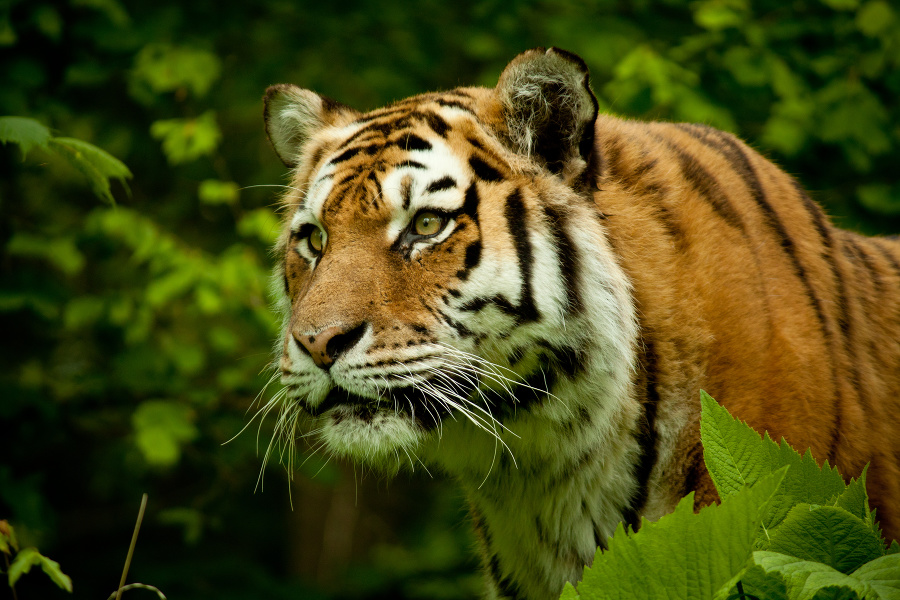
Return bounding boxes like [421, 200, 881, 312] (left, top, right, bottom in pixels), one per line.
[308, 384, 455, 430]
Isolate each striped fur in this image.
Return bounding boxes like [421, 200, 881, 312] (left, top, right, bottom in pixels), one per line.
[263, 48, 900, 599]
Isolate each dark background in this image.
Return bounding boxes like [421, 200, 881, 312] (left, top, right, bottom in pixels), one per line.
[2, 0, 899, 598]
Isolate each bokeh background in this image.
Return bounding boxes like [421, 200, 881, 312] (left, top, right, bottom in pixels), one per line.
[2, 0, 899, 598]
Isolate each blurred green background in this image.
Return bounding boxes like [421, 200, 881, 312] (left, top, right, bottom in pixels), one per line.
[1, 0, 898, 598]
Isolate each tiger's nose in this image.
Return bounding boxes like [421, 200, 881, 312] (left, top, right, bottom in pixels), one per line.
[294, 323, 367, 370]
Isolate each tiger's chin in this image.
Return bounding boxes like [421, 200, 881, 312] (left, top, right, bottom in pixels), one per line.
[317, 405, 427, 471]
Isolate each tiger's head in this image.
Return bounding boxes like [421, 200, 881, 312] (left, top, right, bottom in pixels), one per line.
[264, 48, 636, 473]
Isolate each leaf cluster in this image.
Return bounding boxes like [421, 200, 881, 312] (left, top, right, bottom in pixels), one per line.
[561, 392, 899, 600]
[0, 116, 131, 204]
[1, 520, 72, 595]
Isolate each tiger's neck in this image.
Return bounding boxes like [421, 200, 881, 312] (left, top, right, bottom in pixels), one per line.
[429, 343, 647, 599]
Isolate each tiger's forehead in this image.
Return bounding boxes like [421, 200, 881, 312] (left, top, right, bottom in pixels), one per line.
[294, 97, 488, 229]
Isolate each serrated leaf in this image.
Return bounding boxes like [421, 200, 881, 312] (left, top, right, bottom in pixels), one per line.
[700, 390, 772, 498]
[767, 505, 885, 574]
[852, 553, 900, 598]
[832, 466, 872, 525]
[559, 581, 580, 600]
[765, 444, 846, 532]
[8, 546, 43, 586]
[48, 136, 132, 203]
[743, 551, 869, 600]
[8, 547, 72, 592]
[0, 116, 52, 157]
[572, 470, 784, 600]
[888, 540, 900, 555]
[700, 391, 846, 535]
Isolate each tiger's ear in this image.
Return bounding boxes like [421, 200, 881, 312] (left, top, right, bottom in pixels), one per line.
[263, 84, 359, 168]
[496, 47, 599, 178]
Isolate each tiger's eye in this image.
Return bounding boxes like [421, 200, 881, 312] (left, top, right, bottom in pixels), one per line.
[309, 227, 326, 253]
[414, 212, 444, 236]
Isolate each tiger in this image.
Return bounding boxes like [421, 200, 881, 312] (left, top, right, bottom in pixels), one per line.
[262, 47, 900, 599]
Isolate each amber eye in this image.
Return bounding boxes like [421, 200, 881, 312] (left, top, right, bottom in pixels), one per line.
[308, 227, 326, 253]
[413, 212, 444, 237]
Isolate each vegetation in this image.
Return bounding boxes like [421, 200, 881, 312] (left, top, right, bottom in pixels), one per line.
[2, 0, 898, 598]
[561, 393, 900, 600]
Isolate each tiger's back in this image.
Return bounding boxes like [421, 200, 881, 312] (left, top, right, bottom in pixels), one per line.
[592, 114, 900, 528]
[263, 47, 900, 599]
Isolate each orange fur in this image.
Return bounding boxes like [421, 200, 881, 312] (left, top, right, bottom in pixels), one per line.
[265, 48, 900, 597]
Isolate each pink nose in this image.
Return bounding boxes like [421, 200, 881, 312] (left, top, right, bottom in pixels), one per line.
[293, 324, 366, 369]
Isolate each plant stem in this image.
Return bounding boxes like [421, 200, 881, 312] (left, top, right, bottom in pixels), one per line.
[4, 552, 19, 600]
[115, 493, 148, 600]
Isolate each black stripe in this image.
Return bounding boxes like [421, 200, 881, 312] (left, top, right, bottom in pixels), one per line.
[398, 133, 431, 152]
[420, 111, 450, 137]
[709, 131, 834, 344]
[788, 181, 851, 463]
[425, 176, 456, 194]
[504, 189, 539, 322]
[662, 136, 745, 232]
[542, 204, 583, 314]
[461, 182, 480, 223]
[845, 237, 884, 293]
[434, 98, 474, 112]
[464, 241, 481, 271]
[400, 177, 413, 210]
[873, 239, 900, 274]
[622, 338, 660, 531]
[397, 159, 426, 170]
[549, 344, 586, 379]
[329, 145, 363, 165]
[459, 294, 518, 317]
[470, 155, 504, 182]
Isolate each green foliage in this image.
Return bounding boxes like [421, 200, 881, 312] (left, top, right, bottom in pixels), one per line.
[2, 1, 899, 598]
[0, 116, 131, 202]
[1, 521, 72, 594]
[562, 394, 896, 600]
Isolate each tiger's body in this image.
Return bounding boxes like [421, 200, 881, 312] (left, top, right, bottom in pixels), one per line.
[263, 48, 900, 599]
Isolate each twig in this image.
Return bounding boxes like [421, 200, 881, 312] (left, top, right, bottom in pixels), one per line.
[115, 494, 148, 600]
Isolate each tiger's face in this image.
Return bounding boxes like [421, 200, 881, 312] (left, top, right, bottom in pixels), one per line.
[266, 50, 636, 471]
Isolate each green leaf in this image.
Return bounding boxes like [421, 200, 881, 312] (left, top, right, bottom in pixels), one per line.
[47, 136, 132, 203]
[767, 505, 885, 574]
[831, 466, 872, 526]
[858, 184, 900, 216]
[572, 470, 784, 600]
[0, 116, 52, 158]
[856, 0, 895, 37]
[700, 390, 773, 498]
[741, 551, 869, 600]
[198, 179, 239, 205]
[237, 208, 281, 244]
[700, 391, 846, 534]
[5, 233, 85, 276]
[693, 0, 747, 31]
[132, 400, 199, 467]
[0, 520, 18, 554]
[559, 582, 580, 600]
[8, 547, 72, 592]
[852, 554, 900, 598]
[150, 111, 221, 164]
[131, 43, 221, 97]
